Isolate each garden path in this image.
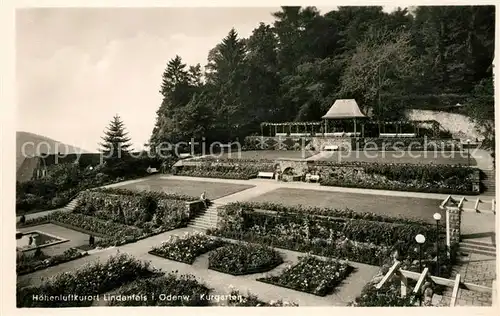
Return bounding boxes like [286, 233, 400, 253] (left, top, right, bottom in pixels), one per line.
[18, 226, 379, 306]
[162, 175, 453, 200]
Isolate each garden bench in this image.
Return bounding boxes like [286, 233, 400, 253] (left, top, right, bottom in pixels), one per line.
[257, 172, 274, 179]
[305, 174, 320, 182]
[323, 145, 339, 151]
[146, 167, 159, 174]
[276, 133, 287, 137]
[332, 132, 345, 137]
[399, 133, 416, 138]
[379, 133, 398, 138]
[179, 153, 192, 159]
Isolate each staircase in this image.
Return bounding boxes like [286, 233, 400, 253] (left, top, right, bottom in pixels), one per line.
[187, 201, 225, 231]
[459, 239, 496, 258]
[481, 169, 496, 197]
[64, 197, 81, 211]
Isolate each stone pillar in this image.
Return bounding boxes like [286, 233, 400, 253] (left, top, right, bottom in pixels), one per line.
[446, 207, 461, 247]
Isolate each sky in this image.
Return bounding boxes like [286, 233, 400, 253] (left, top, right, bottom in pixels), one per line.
[16, 6, 397, 152]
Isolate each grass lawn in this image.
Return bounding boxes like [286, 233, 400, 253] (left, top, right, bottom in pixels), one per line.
[118, 178, 255, 200]
[248, 188, 444, 223]
[310, 151, 475, 165]
[209, 150, 317, 160]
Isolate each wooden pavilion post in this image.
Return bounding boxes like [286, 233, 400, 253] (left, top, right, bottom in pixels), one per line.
[354, 118, 357, 134]
[261, 124, 264, 137]
[361, 123, 365, 137]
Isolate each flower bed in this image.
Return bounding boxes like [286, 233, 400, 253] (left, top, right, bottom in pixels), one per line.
[208, 243, 283, 275]
[317, 162, 478, 195]
[74, 190, 190, 228]
[17, 248, 88, 276]
[108, 273, 211, 306]
[226, 289, 299, 306]
[175, 160, 275, 180]
[17, 253, 160, 307]
[209, 203, 442, 266]
[350, 279, 419, 307]
[149, 232, 225, 264]
[257, 256, 354, 296]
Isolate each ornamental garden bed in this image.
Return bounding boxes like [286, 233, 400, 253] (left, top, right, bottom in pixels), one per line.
[174, 160, 275, 180]
[149, 232, 225, 264]
[316, 162, 478, 195]
[107, 272, 211, 306]
[226, 289, 299, 306]
[257, 256, 354, 297]
[16, 247, 88, 276]
[209, 202, 454, 275]
[17, 253, 161, 307]
[208, 243, 283, 276]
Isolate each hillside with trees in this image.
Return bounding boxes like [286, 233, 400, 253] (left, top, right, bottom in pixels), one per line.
[149, 6, 495, 150]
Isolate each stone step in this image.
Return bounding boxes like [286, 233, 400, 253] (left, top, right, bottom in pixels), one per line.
[459, 246, 496, 257]
[188, 223, 211, 230]
[459, 242, 496, 252]
[460, 239, 496, 248]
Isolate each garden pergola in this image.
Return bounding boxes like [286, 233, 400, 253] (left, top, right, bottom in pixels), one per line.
[321, 99, 367, 136]
[260, 121, 322, 137]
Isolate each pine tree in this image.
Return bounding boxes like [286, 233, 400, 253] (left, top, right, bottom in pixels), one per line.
[99, 114, 132, 160]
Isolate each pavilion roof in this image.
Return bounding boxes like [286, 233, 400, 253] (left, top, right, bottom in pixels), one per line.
[322, 99, 366, 119]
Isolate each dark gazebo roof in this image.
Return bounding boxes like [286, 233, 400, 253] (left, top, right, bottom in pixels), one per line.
[321, 99, 366, 119]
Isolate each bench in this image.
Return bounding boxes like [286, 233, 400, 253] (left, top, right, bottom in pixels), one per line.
[399, 133, 416, 138]
[179, 153, 192, 159]
[332, 132, 345, 137]
[379, 133, 398, 138]
[257, 172, 274, 179]
[146, 167, 159, 174]
[323, 145, 339, 151]
[276, 133, 287, 137]
[305, 174, 320, 182]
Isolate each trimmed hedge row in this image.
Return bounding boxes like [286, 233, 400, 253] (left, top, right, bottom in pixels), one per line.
[355, 138, 461, 151]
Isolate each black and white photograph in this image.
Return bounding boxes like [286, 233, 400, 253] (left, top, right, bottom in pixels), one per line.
[2, 1, 498, 311]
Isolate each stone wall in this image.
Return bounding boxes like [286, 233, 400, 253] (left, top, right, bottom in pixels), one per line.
[276, 159, 311, 176]
[406, 109, 482, 141]
[446, 207, 462, 246]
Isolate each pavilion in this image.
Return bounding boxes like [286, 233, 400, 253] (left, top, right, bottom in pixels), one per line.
[321, 99, 367, 137]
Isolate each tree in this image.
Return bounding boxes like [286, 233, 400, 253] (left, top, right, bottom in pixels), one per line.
[99, 114, 132, 160]
[339, 29, 417, 120]
[466, 77, 495, 147]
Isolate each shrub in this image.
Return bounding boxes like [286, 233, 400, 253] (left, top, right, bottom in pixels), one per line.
[107, 273, 210, 306]
[208, 243, 283, 275]
[257, 256, 354, 296]
[17, 248, 87, 275]
[17, 253, 159, 307]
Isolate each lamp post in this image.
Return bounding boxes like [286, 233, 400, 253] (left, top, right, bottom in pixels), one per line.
[433, 212, 442, 276]
[466, 139, 471, 166]
[415, 234, 426, 272]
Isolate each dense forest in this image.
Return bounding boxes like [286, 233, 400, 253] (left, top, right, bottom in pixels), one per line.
[148, 6, 495, 149]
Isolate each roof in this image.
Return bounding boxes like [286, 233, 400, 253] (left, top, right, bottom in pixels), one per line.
[321, 99, 366, 119]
